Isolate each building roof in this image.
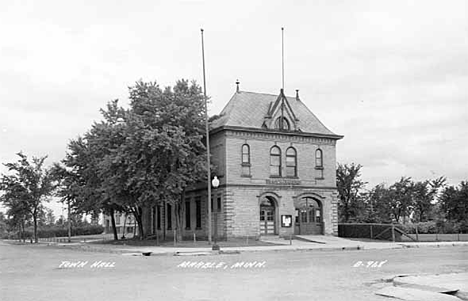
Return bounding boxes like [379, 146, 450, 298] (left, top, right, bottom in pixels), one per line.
[211, 90, 342, 138]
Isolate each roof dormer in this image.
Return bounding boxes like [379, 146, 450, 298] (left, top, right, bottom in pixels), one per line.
[263, 89, 299, 131]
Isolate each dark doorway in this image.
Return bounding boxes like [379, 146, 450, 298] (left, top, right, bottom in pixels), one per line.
[259, 197, 276, 235]
[295, 198, 323, 235]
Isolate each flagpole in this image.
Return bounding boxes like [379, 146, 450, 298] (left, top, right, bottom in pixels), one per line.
[201, 28, 212, 244]
[281, 27, 285, 91]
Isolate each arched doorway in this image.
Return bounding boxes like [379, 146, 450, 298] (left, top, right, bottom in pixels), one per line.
[295, 197, 323, 235]
[259, 196, 276, 235]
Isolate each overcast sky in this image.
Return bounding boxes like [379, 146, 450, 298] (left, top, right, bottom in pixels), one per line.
[1, 0, 467, 217]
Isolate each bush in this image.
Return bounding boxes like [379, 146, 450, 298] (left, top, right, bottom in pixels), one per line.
[5, 225, 105, 239]
[400, 221, 467, 234]
[400, 222, 437, 234]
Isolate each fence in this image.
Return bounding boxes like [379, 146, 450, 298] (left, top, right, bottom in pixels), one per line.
[338, 223, 416, 242]
[400, 233, 468, 242]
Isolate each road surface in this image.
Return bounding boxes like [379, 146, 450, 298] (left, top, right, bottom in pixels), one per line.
[1, 240, 467, 301]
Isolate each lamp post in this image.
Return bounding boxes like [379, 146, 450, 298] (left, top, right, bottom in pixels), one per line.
[211, 176, 220, 251]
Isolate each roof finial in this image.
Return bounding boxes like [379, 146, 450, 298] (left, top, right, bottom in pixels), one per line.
[296, 89, 300, 100]
[236, 79, 240, 93]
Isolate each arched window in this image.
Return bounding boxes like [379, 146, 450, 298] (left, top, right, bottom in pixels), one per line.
[242, 144, 250, 164]
[275, 117, 290, 130]
[315, 149, 323, 168]
[241, 144, 250, 176]
[286, 147, 297, 177]
[315, 148, 324, 179]
[270, 146, 281, 176]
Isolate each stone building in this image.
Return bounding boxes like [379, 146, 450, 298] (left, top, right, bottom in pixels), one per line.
[145, 86, 343, 240]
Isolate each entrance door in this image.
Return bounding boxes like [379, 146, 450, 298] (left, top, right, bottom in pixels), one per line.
[295, 198, 323, 235]
[259, 197, 276, 235]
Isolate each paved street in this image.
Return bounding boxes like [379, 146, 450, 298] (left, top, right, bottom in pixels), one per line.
[1, 240, 467, 301]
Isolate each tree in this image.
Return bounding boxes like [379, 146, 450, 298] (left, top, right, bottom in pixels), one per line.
[365, 184, 393, 223]
[412, 177, 446, 222]
[53, 132, 124, 241]
[0, 153, 56, 243]
[336, 163, 367, 222]
[439, 181, 468, 223]
[98, 80, 207, 240]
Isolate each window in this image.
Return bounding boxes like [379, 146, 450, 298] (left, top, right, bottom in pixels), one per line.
[115, 213, 120, 225]
[315, 149, 323, 168]
[156, 206, 161, 230]
[286, 147, 297, 177]
[195, 197, 202, 229]
[241, 144, 251, 176]
[185, 201, 191, 230]
[217, 197, 222, 213]
[167, 203, 172, 230]
[275, 117, 290, 130]
[270, 146, 281, 176]
[315, 148, 324, 179]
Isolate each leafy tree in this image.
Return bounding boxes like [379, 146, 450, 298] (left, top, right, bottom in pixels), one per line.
[388, 177, 414, 223]
[97, 80, 207, 240]
[0, 153, 56, 242]
[412, 177, 446, 222]
[336, 163, 367, 222]
[365, 184, 393, 223]
[52, 133, 124, 241]
[439, 181, 468, 223]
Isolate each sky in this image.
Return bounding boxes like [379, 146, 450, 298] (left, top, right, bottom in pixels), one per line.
[1, 0, 467, 217]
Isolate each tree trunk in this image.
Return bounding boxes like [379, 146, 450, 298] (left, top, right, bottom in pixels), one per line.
[33, 214, 38, 243]
[132, 207, 144, 240]
[175, 202, 183, 242]
[122, 212, 127, 239]
[109, 208, 118, 241]
[22, 220, 26, 242]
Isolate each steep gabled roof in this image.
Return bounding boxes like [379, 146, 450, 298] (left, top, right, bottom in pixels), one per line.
[211, 90, 341, 138]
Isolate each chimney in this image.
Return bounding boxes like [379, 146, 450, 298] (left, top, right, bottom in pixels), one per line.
[236, 79, 240, 93]
[296, 89, 300, 100]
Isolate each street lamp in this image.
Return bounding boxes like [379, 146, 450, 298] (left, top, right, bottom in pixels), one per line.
[211, 176, 220, 251]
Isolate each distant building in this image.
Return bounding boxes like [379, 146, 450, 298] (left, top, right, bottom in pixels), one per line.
[144, 86, 343, 239]
[103, 212, 137, 237]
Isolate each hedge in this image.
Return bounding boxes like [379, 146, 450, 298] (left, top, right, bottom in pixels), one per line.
[3, 225, 104, 239]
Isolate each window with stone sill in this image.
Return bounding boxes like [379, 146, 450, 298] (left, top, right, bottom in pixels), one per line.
[270, 146, 281, 177]
[315, 148, 324, 179]
[241, 144, 251, 177]
[285, 147, 297, 177]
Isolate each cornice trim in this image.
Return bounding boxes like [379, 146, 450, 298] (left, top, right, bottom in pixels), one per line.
[211, 125, 343, 140]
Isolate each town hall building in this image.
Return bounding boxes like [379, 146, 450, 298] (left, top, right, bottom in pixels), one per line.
[145, 85, 344, 240]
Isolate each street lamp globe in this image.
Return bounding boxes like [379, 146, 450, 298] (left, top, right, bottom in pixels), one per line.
[212, 176, 219, 188]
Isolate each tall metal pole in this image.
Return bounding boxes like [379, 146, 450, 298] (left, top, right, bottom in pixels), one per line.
[201, 28, 212, 244]
[281, 27, 284, 91]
